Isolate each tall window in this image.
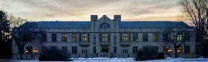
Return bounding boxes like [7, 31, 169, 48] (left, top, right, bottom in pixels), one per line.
[153, 33, 158, 42]
[114, 46, 117, 53]
[177, 46, 182, 53]
[26, 46, 32, 54]
[41, 34, 46, 42]
[163, 33, 168, 41]
[185, 33, 190, 41]
[177, 33, 183, 41]
[101, 33, 109, 41]
[122, 49, 128, 53]
[82, 33, 89, 42]
[143, 33, 148, 41]
[93, 46, 96, 53]
[62, 33, 67, 42]
[133, 46, 138, 53]
[62, 46, 67, 52]
[184, 46, 190, 53]
[121, 33, 129, 42]
[51, 34, 57, 42]
[72, 33, 77, 42]
[82, 49, 88, 54]
[133, 33, 138, 41]
[72, 46, 77, 54]
[100, 23, 110, 29]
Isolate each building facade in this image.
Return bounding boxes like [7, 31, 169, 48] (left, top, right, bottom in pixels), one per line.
[12, 15, 199, 59]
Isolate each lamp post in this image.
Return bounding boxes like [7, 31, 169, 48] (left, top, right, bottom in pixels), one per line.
[168, 49, 172, 57]
[32, 49, 39, 59]
[35, 50, 38, 59]
[25, 50, 28, 59]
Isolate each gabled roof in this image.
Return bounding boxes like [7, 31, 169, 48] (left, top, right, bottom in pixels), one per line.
[20, 21, 190, 29]
[119, 21, 190, 28]
[21, 21, 91, 29]
[98, 15, 112, 21]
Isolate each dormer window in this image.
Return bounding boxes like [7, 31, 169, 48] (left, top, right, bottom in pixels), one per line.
[100, 23, 110, 29]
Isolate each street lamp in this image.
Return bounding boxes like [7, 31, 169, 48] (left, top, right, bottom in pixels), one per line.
[168, 49, 172, 57]
[32, 49, 39, 59]
[25, 50, 28, 59]
[25, 50, 28, 53]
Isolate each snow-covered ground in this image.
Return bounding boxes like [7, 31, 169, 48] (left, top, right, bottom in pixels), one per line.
[1, 57, 208, 62]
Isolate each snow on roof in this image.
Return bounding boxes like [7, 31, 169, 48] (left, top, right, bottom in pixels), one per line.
[20, 21, 190, 29]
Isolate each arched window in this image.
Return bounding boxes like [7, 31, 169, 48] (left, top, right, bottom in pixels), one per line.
[100, 23, 110, 29]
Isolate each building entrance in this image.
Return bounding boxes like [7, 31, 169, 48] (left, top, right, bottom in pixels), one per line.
[102, 47, 108, 53]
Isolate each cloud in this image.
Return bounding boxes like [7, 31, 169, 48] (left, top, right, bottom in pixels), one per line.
[0, 0, 181, 21]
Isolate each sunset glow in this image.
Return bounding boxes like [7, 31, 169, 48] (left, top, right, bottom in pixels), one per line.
[0, 0, 181, 21]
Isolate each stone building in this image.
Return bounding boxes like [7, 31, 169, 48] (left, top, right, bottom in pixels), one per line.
[12, 15, 199, 59]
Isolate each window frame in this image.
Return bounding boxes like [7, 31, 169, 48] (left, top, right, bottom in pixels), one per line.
[62, 33, 67, 42]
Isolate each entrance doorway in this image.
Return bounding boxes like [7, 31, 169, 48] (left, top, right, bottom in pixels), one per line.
[102, 47, 108, 53]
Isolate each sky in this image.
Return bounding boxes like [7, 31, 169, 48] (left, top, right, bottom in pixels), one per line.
[0, 0, 182, 21]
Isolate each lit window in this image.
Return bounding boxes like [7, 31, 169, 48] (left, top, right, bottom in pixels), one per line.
[153, 33, 158, 42]
[177, 46, 182, 53]
[82, 33, 89, 42]
[101, 33, 109, 41]
[121, 33, 129, 42]
[177, 33, 183, 41]
[62, 33, 67, 42]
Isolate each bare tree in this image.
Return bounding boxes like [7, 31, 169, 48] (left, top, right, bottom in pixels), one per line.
[12, 22, 39, 59]
[179, 0, 208, 56]
[162, 25, 193, 58]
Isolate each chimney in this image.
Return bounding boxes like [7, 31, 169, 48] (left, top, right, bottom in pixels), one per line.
[91, 15, 98, 21]
[114, 15, 121, 21]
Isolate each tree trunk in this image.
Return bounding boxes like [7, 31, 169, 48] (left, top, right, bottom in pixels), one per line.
[18, 47, 24, 59]
[174, 47, 178, 58]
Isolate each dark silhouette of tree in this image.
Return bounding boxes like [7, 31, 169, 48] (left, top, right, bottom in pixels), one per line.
[12, 22, 39, 59]
[0, 10, 12, 59]
[156, 52, 165, 59]
[162, 25, 193, 58]
[39, 47, 70, 61]
[0, 10, 10, 41]
[179, 0, 208, 57]
[135, 49, 143, 61]
[8, 15, 27, 27]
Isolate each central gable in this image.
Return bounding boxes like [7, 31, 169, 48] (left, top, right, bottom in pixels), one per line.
[98, 15, 112, 21]
[93, 15, 116, 30]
